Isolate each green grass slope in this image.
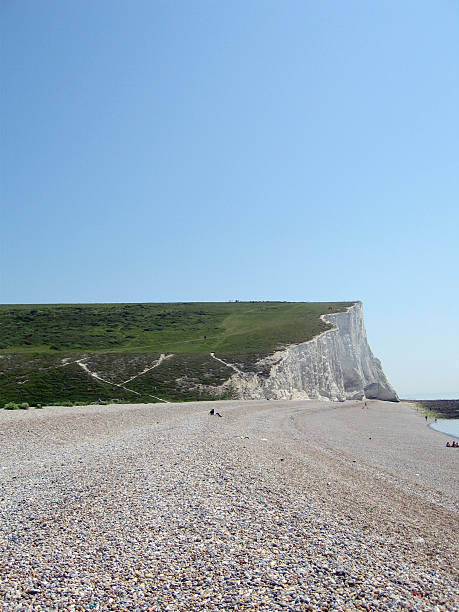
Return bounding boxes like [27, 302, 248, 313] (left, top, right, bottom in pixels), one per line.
[0, 301, 354, 406]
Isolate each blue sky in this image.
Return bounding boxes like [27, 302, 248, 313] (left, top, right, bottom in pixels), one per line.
[2, 0, 458, 397]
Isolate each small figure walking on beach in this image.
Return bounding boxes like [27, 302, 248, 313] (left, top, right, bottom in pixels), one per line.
[425, 415, 428, 422]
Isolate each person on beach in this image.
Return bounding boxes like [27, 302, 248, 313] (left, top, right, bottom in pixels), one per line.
[446, 442, 451, 447]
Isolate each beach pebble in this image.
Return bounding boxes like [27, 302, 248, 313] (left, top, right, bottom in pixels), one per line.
[0, 400, 457, 611]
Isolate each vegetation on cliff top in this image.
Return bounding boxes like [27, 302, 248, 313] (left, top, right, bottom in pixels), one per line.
[0, 301, 354, 406]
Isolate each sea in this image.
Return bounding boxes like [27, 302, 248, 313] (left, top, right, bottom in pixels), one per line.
[430, 420, 459, 439]
[401, 392, 459, 400]
[401, 393, 459, 438]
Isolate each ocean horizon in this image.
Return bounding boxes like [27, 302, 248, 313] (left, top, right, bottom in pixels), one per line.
[400, 392, 459, 400]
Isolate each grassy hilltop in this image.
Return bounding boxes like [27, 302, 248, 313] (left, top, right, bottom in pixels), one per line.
[0, 301, 353, 406]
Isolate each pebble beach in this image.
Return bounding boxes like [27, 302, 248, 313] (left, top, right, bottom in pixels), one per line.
[1, 399, 458, 611]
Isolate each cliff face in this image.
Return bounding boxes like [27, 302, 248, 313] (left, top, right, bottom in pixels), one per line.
[222, 302, 398, 402]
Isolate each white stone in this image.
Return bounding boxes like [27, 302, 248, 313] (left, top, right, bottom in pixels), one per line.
[221, 302, 398, 402]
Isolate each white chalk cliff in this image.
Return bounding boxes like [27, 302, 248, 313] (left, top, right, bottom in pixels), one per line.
[220, 302, 398, 402]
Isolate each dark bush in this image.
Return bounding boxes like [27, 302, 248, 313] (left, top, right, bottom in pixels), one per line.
[4, 402, 20, 410]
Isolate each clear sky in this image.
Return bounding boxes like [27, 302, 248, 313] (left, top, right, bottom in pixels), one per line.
[2, 0, 458, 398]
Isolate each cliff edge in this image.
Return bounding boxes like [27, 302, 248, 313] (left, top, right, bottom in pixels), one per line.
[222, 302, 398, 402]
[1, 301, 398, 405]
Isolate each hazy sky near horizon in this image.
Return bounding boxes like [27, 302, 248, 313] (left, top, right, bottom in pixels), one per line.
[2, 1, 458, 397]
